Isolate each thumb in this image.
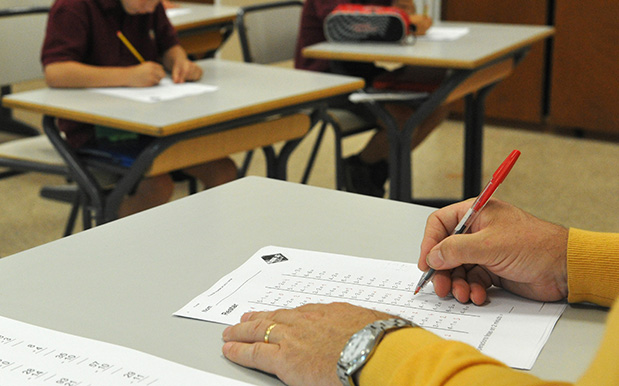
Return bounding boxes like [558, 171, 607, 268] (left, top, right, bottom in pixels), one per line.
[426, 233, 490, 270]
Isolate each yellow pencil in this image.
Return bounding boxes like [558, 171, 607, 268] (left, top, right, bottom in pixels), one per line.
[116, 31, 145, 63]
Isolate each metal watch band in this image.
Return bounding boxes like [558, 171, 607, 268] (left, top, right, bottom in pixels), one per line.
[337, 318, 414, 386]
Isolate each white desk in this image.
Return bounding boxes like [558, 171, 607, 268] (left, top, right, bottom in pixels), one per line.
[0, 177, 608, 384]
[3, 59, 364, 225]
[168, 2, 238, 58]
[304, 22, 554, 204]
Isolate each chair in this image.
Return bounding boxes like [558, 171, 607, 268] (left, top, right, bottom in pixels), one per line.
[235, 1, 378, 189]
[0, 6, 83, 236]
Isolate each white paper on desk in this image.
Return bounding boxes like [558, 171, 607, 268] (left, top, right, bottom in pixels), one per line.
[0, 315, 255, 385]
[89, 78, 217, 103]
[166, 8, 192, 18]
[418, 26, 470, 41]
[176, 246, 567, 370]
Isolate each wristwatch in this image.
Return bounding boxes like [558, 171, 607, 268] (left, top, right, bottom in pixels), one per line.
[337, 318, 415, 386]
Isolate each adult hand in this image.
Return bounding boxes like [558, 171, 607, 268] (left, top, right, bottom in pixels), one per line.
[171, 58, 203, 83]
[128, 62, 166, 87]
[222, 302, 392, 386]
[418, 199, 569, 305]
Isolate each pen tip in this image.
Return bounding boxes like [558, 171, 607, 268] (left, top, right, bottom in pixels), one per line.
[414, 287, 420, 295]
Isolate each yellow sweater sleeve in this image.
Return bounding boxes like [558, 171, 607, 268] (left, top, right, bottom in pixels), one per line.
[360, 229, 619, 386]
[567, 228, 619, 307]
[360, 327, 569, 386]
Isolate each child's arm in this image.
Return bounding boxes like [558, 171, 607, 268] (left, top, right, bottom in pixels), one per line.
[162, 45, 203, 84]
[391, 0, 432, 35]
[44, 61, 167, 88]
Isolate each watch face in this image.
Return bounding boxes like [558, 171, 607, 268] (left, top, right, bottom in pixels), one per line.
[340, 328, 376, 365]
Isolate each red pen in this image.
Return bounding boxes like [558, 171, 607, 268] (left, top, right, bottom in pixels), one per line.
[414, 150, 521, 295]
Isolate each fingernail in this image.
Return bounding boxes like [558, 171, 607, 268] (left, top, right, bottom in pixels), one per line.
[426, 250, 444, 269]
[222, 326, 230, 340]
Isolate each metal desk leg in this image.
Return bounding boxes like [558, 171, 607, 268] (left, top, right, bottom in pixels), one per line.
[463, 81, 503, 198]
[463, 93, 483, 198]
[462, 48, 530, 198]
[42, 115, 106, 228]
[365, 70, 473, 202]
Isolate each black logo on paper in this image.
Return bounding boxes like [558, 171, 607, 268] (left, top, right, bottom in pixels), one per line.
[261, 253, 288, 264]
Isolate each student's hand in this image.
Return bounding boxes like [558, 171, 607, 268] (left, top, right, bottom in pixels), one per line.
[171, 59, 203, 83]
[418, 199, 569, 305]
[409, 14, 433, 36]
[128, 62, 166, 87]
[222, 303, 392, 386]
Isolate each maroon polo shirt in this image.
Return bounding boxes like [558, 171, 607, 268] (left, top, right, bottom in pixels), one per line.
[41, 0, 179, 148]
[294, 0, 391, 73]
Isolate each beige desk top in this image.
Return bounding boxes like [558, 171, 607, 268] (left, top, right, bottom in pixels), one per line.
[168, 2, 238, 32]
[0, 177, 609, 385]
[303, 21, 554, 69]
[3, 59, 364, 137]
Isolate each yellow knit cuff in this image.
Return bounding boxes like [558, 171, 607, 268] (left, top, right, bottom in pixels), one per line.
[567, 228, 619, 307]
[359, 327, 443, 385]
[359, 327, 534, 386]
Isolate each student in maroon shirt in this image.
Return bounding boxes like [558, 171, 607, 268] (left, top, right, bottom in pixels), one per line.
[41, 0, 236, 218]
[294, 0, 447, 197]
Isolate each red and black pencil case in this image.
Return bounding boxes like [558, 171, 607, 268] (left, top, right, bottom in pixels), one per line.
[324, 4, 413, 43]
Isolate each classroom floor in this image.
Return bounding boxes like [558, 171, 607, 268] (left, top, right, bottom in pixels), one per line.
[1, 114, 618, 258]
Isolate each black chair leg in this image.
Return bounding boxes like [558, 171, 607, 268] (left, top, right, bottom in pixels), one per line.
[301, 123, 328, 184]
[238, 150, 254, 178]
[63, 196, 81, 237]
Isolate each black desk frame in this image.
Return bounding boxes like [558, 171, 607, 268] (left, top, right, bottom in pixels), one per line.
[361, 49, 529, 206]
[42, 98, 333, 229]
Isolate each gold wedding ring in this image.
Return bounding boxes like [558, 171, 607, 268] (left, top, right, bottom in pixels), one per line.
[264, 323, 277, 344]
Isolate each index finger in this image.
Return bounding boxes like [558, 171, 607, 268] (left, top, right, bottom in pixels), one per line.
[418, 199, 475, 271]
[172, 63, 187, 83]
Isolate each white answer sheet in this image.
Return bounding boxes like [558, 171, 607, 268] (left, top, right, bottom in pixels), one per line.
[89, 78, 217, 103]
[418, 26, 470, 41]
[176, 246, 567, 370]
[0, 316, 254, 386]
